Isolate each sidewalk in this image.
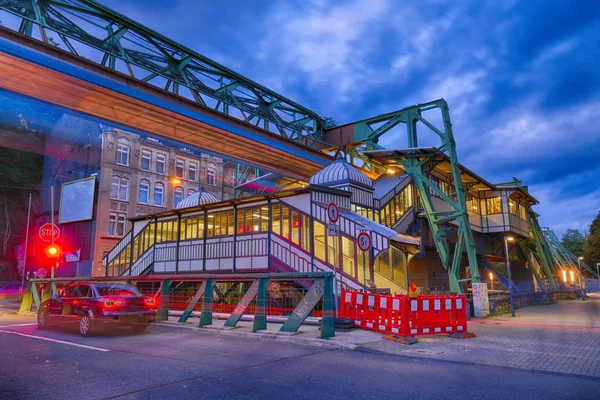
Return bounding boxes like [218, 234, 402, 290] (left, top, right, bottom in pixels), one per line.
[358, 294, 600, 378]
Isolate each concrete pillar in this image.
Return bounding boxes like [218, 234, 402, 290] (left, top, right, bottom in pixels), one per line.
[472, 282, 490, 318]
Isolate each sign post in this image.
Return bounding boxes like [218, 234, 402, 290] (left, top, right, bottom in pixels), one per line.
[597, 263, 600, 291]
[357, 232, 372, 291]
[327, 203, 340, 317]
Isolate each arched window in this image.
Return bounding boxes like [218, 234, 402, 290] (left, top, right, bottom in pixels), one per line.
[111, 175, 128, 201]
[174, 187, 183, 207]
[207, 163, 216, 186]
[139, 180, 150, 204]
[116, 137, 130, 166]
[154, 183, 164, 206]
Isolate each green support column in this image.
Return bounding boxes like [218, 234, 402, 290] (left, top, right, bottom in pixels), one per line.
[156, 279, 171, 321]
[253, 278, 270, 332]
[19, 282, 34, 313]
[198, 279, 215, 327]
[41, 283, 52, 303]
[321, 276, 335, 338]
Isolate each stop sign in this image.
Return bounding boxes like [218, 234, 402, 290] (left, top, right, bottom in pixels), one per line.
[39, 223, 60, 242]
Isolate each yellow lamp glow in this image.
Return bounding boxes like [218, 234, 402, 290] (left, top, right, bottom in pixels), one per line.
[569, 270, 575, 283]
[561, 270, 567, 283]
[171, 178, 181, 185]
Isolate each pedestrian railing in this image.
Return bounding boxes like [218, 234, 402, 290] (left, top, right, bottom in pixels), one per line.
[18, 272, 335, 338]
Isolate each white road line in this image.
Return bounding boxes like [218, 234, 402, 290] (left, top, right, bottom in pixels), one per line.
[0, 329, 110, 352]
[0, 323, 38, 328]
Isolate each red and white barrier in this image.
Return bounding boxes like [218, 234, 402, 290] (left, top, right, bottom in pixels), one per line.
[340, 290, 468, 337]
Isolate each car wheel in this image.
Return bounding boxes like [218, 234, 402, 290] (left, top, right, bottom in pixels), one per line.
[79, 314, 93, 336]
[37, 309, 50, 330]
[131, 322, 149, 333]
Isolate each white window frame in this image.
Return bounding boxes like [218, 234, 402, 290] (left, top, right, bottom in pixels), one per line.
[174, 187, 183, 207]
[189, 162, 197, 181]
[139, 180, 150, 204]
[141, 149, 152, 171]
[176, 159, 185, 178]
[156, 153, 166, 175]
[116, 137, 130, 166]
[207, 163, 216, 186]
[154, 183, 164, 206]
[109, 212, 127, 237]
[111, 175, 129, 201]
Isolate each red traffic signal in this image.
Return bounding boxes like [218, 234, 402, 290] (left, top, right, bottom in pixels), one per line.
[44, 243, 61, 259]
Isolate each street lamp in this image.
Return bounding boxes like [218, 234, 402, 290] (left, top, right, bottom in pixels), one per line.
[489, 272, 494, 292]
[577, 257, 584, 289]
[503, 235, 515, 317]
[170, 177, 181, 185]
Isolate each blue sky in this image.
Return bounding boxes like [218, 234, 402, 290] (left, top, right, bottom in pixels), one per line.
[5, 0, 600, 236]
[102, 0, 600, 237]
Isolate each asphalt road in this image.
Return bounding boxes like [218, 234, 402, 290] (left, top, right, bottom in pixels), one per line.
[0, 313, 599, 400]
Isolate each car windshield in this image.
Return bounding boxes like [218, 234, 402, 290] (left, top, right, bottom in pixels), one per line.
[94, 283, 140, 297]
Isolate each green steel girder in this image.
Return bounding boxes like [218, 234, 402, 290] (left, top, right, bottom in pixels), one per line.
[518, 239, 549, 289]
[349, 99, 480, 293]
[0, 0, 334, 146]
[527, 212, 559, 288]
[544, 229, 598, 278]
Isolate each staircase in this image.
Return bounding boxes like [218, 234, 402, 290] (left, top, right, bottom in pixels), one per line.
[477, 254, 519, 293]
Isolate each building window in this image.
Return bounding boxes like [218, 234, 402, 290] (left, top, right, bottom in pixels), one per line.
[156, 154, 166, 174]
[116, 137, 130, 166]
[519, 204, 527, 220]
[111, 175, 128, 201]
[466, 194, 480, 214]
[485, 197, 502, 214]
[154, 183, 164, 206]
[139, 180, 149, 204]
[207, 163, 216, 186]
[109, 212, 127, 237]
[174, 187, 183, 207]
[141, 150, 151, 171]
[342, 236, 355, 277]
[189, 162, 197, 181]
[176, 159, 184, 178]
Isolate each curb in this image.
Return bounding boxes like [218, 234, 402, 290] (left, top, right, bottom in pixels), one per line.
[154, 321, 359, 351]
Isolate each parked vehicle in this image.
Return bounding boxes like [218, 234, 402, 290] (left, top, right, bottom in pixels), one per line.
[37, 282, 158, 336]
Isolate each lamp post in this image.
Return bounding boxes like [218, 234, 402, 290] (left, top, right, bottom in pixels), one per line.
[577, 257, 584, 289]
[503, 235, 515, 317]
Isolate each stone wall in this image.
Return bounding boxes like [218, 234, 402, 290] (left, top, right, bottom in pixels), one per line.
[487, 289, 583, 314]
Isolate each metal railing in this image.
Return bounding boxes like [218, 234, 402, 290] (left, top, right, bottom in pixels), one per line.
[18, 272, 335, 338]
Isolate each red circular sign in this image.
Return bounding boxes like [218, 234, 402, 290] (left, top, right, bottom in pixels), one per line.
[327, 203, 339, 223]
[39, 223, 60, 243]
[357, 232, 372, 252]
[37, 268, 47, 278]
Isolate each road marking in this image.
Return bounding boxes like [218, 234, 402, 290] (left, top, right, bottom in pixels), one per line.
[0, 329, 110, 352]
[0, 323, 38, 328]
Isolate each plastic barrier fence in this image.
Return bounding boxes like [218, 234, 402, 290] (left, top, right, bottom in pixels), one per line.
[340, 290, 468, 336]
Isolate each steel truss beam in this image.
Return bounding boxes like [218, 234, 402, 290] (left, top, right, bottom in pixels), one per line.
[350, 100, 480, 293]
[544, 229, 598, 278]
[0, 0, 334, 147]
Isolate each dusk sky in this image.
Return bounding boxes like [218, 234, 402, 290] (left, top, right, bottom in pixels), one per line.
[9, 0, 600, 237]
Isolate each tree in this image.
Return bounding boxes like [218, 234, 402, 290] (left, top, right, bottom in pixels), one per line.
[561, 229, 585, 257]
[583, 211, 600, 268]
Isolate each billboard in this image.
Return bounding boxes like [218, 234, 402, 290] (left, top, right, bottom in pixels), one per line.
[58, 176, 96, 223]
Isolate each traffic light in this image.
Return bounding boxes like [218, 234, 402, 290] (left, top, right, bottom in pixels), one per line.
[44, 243, 61, 259]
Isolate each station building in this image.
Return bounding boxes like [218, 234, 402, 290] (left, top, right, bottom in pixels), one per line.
[103, 155, 538, 295]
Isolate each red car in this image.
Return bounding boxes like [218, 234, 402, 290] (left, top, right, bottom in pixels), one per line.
[37, 282, 158, 336]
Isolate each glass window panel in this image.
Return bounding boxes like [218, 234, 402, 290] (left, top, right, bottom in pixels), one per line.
[509, 200, 517, 215]
[227, 211, 235, 235]
[237, 209, 244, 234]
[176, 159, 184, 178]
[313, 221, 326, 262]
[357, 248, 371, 286]
[207, 213, 215, 237]
[261, 206, 269, 231]
[141, 150, 151, 171]
[271, 204, 281, 235]
[291, 210, 300, 245]
[486, 197, 502, 214]
[342, 237, 355, 277]
[327, 235, 339, 268]
[301, 215, 311, 253]
[156, 154, 166, 174]
[282, 206, 290, 239]
[154, 183, 164, 206]
[245, 208, 254, 232]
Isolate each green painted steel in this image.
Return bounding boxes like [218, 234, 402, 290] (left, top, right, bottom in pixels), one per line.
[198, 279, 216, 327]
[224, 280, 259, 328]
[349, 100, 480, 293]
[18, 281, 35, 313]
[252, 278, 270, 332]
[528, 213, 559, 288]
[544, 229, 598, 278]
[320, 276, 335, 339]
[178, 282, 206, 323]
[156, 279, 172, 321]
[0, 0, 333, 146]
[280, 279, 325, 334]
[518, 239, 548, 290]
